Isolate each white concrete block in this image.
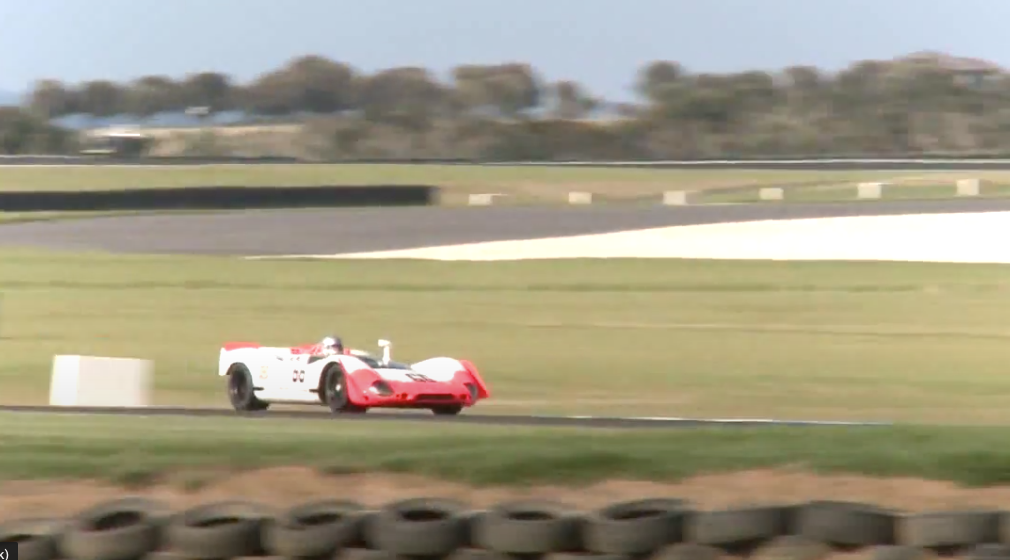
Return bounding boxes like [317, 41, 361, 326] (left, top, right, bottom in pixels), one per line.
[957, 178, 980, 197]
[468, 194, 509, 207]
[467, 193, 489, 206]
[858, 182, 883, 199]
[759, 187, 784, 201]
[663, 191, 688, 206]
[568, 191, 593, 205]
[49, 355, 153, 407]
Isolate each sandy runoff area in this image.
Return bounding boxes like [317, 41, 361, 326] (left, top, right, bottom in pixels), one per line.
[270, 211, 1010, 262]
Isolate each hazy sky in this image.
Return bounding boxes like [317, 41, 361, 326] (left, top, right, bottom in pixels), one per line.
[1, 0, 1007, 101]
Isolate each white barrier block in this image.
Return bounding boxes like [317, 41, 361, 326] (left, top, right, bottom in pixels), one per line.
[857, 182, 883, 199]
[568, 191, 593, 205]
[759, 187, 783, 201]
[662, 191, 688, 206]
[49, 355, 153, 407]
[957, 178, 980, 197]
[468, 193, 505, 206]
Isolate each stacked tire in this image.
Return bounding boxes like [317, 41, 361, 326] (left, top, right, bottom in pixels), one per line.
[2, 496, 1010, 560]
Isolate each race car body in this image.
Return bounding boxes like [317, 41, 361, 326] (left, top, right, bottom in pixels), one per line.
[217, 338, 490, 415]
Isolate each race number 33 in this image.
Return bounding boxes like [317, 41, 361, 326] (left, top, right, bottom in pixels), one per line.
[292, 369, 305, 383]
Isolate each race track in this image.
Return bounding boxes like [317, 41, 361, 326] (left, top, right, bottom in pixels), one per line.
[2, 197, 1005, 428]
[3, 198, 1010, 256]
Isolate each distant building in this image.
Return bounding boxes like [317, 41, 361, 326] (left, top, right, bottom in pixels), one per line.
[897, 51, 1003, 87]
[79, 127, 154, 157]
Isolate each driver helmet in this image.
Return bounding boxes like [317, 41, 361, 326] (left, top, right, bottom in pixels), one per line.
[319, 336, 343, 355]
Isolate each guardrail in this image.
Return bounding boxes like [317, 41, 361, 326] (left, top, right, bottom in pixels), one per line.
[0, 185, 439, 212]
[4, 495, 1009, 560]
[10, 155, 1010, 169]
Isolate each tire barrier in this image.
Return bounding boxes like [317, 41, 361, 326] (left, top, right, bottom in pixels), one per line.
[6, 496, 1010, 560]
[0, 185, 439, 212]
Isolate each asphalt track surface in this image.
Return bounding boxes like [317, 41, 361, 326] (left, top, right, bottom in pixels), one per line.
[4, 197, 1010, 256]
[1, 197, 1003, 428]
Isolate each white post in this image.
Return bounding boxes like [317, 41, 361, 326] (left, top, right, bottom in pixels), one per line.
[663, 191, 687, 206]
[957, 178, 980, 197]
[468, 193, 499, 206]
[857, 182, 882, 199]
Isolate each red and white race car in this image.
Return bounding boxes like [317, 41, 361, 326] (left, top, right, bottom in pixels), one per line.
[218, 336, 490, 415]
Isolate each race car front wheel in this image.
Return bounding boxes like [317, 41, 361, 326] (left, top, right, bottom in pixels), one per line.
[322, 365, 366, 414]
[227, 364, 269, 412]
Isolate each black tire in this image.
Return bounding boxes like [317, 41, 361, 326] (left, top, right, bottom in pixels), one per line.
[365, 497, 469, 557]
[903, 509, 1001, 551]
[794, 500, 897, 548]
[58, 497, 172, 560]
[472, 500, 582, 554]
[432, 405, 464, 416]
[164, 500, 274, 559]
[461, 510, 487, 548]
[751, 535, 832, 560]
[582, 498, 691, 555]
[323, 365, 366, 414]
[262, 499, 366, 558]
[227, 365, 269, 412]
[653, 543, 724, 560]
[688, 504, 790, 551]
[0, 517, 64, 560]
[343, 549, 395, 560]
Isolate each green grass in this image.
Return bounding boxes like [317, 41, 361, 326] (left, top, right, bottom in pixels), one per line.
[702, 182, 1010, 203]
[0, 165, 913, 208]
[3, 251, 1010, 424]
[0, 166, 1007, 219]
[0, 165, 898, 191]
[5, 412, 1010, 487]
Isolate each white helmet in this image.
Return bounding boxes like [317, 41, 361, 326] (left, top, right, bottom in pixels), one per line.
[320, 336, 343, 355]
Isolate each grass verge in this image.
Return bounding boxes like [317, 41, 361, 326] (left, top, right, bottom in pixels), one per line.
[3, 251, 1010, 423]
[3, 412, 1010, 488]
[0, 166, 1006, 213]
[0, 165, 906, 205]
[702, 182, 1010, 203]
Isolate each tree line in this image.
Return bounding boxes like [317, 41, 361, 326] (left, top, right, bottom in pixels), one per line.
[4, 51, 1010, 160]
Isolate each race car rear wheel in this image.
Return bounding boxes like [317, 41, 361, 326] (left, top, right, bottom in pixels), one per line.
[322, 365, 366, 414]
[227, 364, 269, 412]
[431, 405, 463, 416]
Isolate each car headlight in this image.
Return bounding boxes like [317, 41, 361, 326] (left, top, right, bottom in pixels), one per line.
[369, 380, 394, 397]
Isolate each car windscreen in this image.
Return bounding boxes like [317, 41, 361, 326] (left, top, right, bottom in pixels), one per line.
[356, 356, 411, 370]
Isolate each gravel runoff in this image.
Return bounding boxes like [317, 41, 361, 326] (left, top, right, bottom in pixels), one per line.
[295, 211, 1010, 263]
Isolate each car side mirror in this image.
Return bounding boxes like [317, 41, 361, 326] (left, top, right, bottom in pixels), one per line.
[378, 339, 391, 364]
